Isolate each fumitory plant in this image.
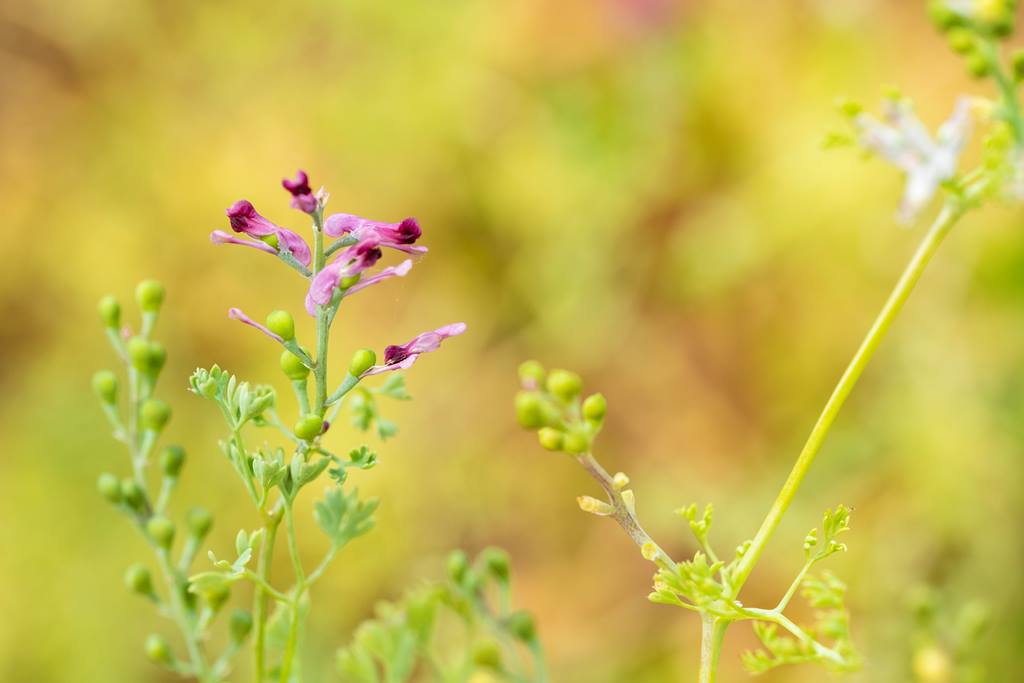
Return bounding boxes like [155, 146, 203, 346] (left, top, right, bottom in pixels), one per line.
[92, 169, 485, 682]
[515, 1, 1024, 681]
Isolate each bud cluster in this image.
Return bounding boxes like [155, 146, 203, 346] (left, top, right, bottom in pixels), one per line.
[514, 360, 607, 455]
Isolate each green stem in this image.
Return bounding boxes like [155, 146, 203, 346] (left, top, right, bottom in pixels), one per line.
[699, 617, 728, 683]
[155, 547, 215, 683]
[278, 502, 306, 683]
[730, 203, 963, 593]
[253, 506, 282, 683]
[984, 39, 1024, 145]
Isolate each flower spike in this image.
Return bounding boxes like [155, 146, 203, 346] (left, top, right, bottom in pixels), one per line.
[360, 323, 467, 377]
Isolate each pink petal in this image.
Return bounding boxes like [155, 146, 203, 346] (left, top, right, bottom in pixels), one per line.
[228, 307, 284, 343]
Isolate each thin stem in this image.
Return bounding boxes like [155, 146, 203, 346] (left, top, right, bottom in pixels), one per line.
[984, 39, 1024, 145]
[278, 502, 306, 683]
[699, 617, 728, 683]
[155, 547, 215, 683]
[774, 558, 814, 613]
[730, 203, 963, 593]
[253, 506, 282, 683]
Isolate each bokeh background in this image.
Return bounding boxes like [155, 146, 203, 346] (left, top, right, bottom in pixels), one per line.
[2, 0, 1023, 681]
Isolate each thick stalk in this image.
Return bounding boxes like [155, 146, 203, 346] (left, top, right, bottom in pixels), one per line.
[699, 617, 727, 683]
[730, 203, 962, 592]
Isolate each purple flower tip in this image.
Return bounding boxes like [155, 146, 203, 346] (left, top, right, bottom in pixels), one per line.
[226, 200, 258, 233]
[395, 218, 422, 244]
[283, 170, 317, 213]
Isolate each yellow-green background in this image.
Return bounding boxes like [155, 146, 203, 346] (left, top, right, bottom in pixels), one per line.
[1, 0, 1022, 681]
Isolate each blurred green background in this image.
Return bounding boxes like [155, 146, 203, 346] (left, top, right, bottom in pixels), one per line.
[2, 0, 1022, 680]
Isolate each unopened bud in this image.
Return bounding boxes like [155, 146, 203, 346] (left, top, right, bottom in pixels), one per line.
[612, 472, 630, 490]
[280, 348, 310, 381]
[577, 495, 614, 516]
[97, 473, 122, 503]
[294, 414, 324, 441]
[517, 360, 545, 388]
[447, 550, 470, 583]
[481, 547, 510, 583]
[186, 507, 213, 539]
[266, 310, 295, 341]
[229, 609, 254, 643]
[562, 431, 589, 454]
[1013, 50, 1024, 81]
[159, 445, 186, 477]
[141, 399, 171, 431]
[546, 369, 582, 401]
[144, 634, 172, 665]
[348, 348, 376, 377]
[98, 295, 121, 328]
[537, 427, 564, 451]
[124, 564, 153, 596]
[514, 391, 546, 429]
[146, 516, 175, 549]
[947, 28, 975, 54]
[966, 52, 991, 78]
[472, 640, 502, 669]
[203, 582, 230, 611]
[92, 371, 118, 404]
[120, 478, 146, 510]
[504, 611, 536, 642]
[135, 280, 165, 313]
[582, 393, 607, 421]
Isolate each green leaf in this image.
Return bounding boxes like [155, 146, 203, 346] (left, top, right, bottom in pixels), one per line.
[373, 374, 411, 401]
[314, 487, 379, 549]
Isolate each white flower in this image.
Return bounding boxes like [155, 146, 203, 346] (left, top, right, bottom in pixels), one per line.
[854, 96, 972, 222]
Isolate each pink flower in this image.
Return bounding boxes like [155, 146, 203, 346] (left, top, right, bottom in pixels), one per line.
[282, 170, 317, 214]
[324, 213, 426, 254]
[228, 307, 283, 343]
[361, 323, 468, 377]
[221, 200, 312, 266]
[304, 240, 384, 314]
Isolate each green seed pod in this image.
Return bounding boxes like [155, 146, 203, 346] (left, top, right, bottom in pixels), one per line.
[92, 371, 118, 404]
[927, 0, 962, 31]
[546, 369, 582, 401]
[141, 398, 171, 431]
[146, 516, 175, 549]
[582, 393, 607, 421]
[1013, 50, 1024, 81]
[537, 427, 564, 451]
[266, 310, 295, 341]
[144, 634, 172, 665]
[504, 611, 536, 642]
[481, 547, 510, 583]
[159, 445, 186, 477]
[517, 360, 545, 387]
[145, 341, 167, 375]
[294, 414, 324, 441]
[135, 279, 165, 313]
[97, 473, 122, 503]
[203, 581, 231, 611]
[514, 391, 546, 429]
[186, 507, 213, 539]
[124, 563, 153, 595]
[562, 431, 590, 454]
[947, 28, 975, 54]
[280, 349, 310, 381]
[98, 295, 121, 328]
[120, 478, 146, 510]
[127, 337, 151, 371]
[447, 549, 470, 583]
[348, 348, 377, 377]
[229, 609, 254, 643]
[472, 640, 503, 670]
[966, 52, 991, 78]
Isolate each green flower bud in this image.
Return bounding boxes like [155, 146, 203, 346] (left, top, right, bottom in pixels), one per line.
[481, 547, 510, 583]
[294, 414, 324, 441]
[504, 611, 536, 642]
[144, 634, 172, 665]
[159, 445, 186, 477]
[120, 478, 146, 510]
[546, 369, 582, 401]
[141, 398, 171, 431]
[280, 348, 310, 381]
[1013, 50, 1024, 81]
[928, 0, 962, 31]
[472, 640, 503, 670]
[124, 563, 153, 595]
[92, 371, 118, 404]
[348, 348, 377, 377]
[966, 52, 991, 78]
[127, 337, 151, 371]
[948, 28, 975, 54]
[266, 310, 295, 341]
[229, 609, 254, 643]
[203, 581, 231, 611]
[98, 295, 121, 328]
[186, 507, 213, 539]
[146, 341, 167, 374]
[135, 279, 165, 313]
[537, 427, 564, 452]
[517, 360, 545, 386]
[146, 516, 175, 549]
[562, 431, 590, 454]
[514, 391, 546, 429]
[447, 550, 470, 583]
[97, 473, 122, 503]
[582, 393, 607, 421]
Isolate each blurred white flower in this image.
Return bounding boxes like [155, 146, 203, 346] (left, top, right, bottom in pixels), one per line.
[854, 97, 973, 222]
